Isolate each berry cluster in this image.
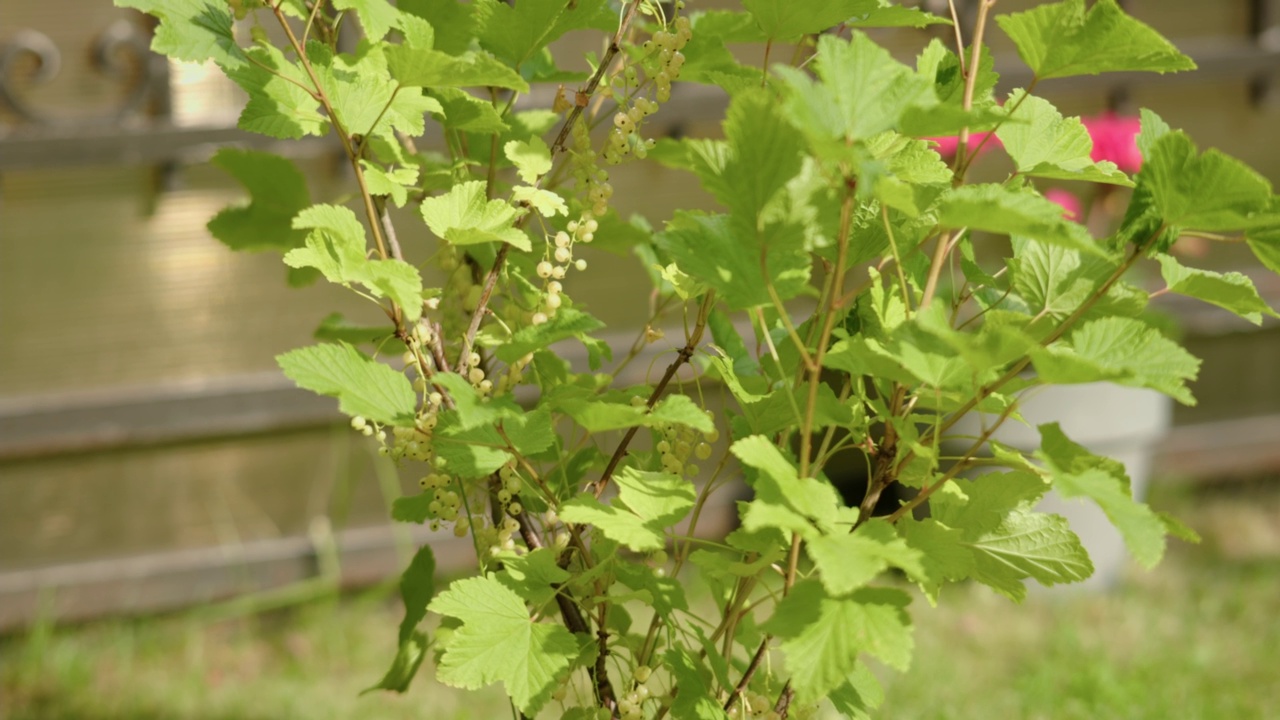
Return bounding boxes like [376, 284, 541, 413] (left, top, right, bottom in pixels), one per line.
[617, 665, 655, 720]
[533, 222, 594, 325]
[643, 16, 691, 104]
[648, 403, 717, 478]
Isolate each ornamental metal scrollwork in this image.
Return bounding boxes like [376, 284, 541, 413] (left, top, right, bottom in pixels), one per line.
[0, 19, 163, 127]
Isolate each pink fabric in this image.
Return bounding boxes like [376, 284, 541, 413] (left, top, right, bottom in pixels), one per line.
[1044, 188, 1082, 222]
[1081, 113, 1143, 173]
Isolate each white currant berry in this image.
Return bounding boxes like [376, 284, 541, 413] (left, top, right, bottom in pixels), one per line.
[555, 231, 571, 247]
[351, 416, 367, 430]
[548, 280, 563, 295]
[554, 246, 572, 263]
[546, 293, 563, 310]
[551, 265, 566, 279]
[574, 258, 587, 271]
[537, 260, 554, 278]
[532, 312, 549, 325]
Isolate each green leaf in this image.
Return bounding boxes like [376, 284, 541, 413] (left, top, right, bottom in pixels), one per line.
[430, 373, 524, 431]
[1031, 317, 1201, 405]
[387, 45, 529, 92]
[285, 204, 424, 320]
[664, 649, 731, 720]
[1037, 423, 1167, 568]
[505, 137, 553, 185]
[494, 307, 606, 363]
[965, 508, 1094, 600]
[1009, 240, 1114, 322]
[391, 493, 432, 523]
[277, 342, 417, 426]
[399, 0, 477, 55]
[420, 181, 530, 250]
[762, 582, 912, 704]
[807, 519, 925, 596]
[856, 131, 953, 216]
[995, 0, 1195, 80]
[742, 0, 941, 39]
[308, 43, 443, 139]
[474, 0, 610, 67]
[333, 0, 399, 40]
[1247, 222, 1280, 275]
[559, 494, 666, 552]
[225, 45, 328, 139]
[429, 576, 578, 715]
[937, 184, 1107, 257]
[655, 212, 809, 310]
[429, 87, 509, 133]
[614, 468, 696, 528]
[117, 0, 244, 67]
[1139, 131, 1275, 232]
[931, 471, 1049, 536]
[496, 548, 570, 608]
[207, 148, 311, 252]
[360, 161, 419, 207]
[363, 630, 427, 693]
[1157, 255, 1277, 325]
[776, 33, 936, 146]
[732, 436, 839, 538]
[996, 90, 1133, 186]
[719, 88, 806, 221]
[828, 663, 885, 720]
[396, 544, 436, 642]
[899, 518, 975, 602]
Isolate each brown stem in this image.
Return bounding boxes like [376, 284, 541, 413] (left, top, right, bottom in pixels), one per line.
[723, 638, 770, 713]
[591, 292, 715, 498]
[456, 243, 511, 377]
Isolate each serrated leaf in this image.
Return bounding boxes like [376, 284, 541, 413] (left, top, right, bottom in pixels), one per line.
[512, 187, 568, 217]
[474, 0, 611, 67]
[431, 372, 524, 431]
[899, 518, 975, 602]
[1031, 316, 1200, 404]
[763, 582, 912, 704]
[776, 33, 936, 147]
[732, 435, 839, 538]
[1037, 422, 1167, 568]
[743, 0, 940, 39]
[429, 576, 578, 715]
[387, 45, 529, 92]
[807, 519, 925, 595]
[615, 468, 696, 527]
[494, 307, 605, 362]
[429, 87, 509, 133]
[930, 471, 1049, 536]
[1156, 255, 1277, 325]
[938, 184, 1107, 257]
[505, 137, 552, 184]
[334, 0, 400, 40]
[1009, 240, 1114, 321]
[655, 211, 809, 310]
[1139, 131, 1275, 232]
[361, 161, 419, 207]
[420, 181, 530, 250]
[399, 0, 477, 55]
[995, 0, 1195, 80]
[285, 204, 424, 320]
[207, 148, 311, 252]
[497, 548, 570, 608]
[225, 44, 328, 139]
[559, 494, 666, 551]
[664, 648, 730, 720]
[719, 89, 805, 221]
[828, 663, 885, 720]
[117, 0, 244, 67]
[277, 342, 417, 426]
[966, 508, 1093, 600]
[1247, 223, 1280, 274]
[996, 90, 1133, 186]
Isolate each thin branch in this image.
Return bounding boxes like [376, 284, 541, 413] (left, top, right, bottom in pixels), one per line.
[456, 244, 511, 378]
[591, 293, 715, 499]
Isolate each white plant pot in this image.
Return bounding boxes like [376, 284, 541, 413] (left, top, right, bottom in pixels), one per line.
[955, 382, 1172, 588]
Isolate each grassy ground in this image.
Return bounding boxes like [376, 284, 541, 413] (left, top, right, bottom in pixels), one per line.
[3, 478, 1278, 719]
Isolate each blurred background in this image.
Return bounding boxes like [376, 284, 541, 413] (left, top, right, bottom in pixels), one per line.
[2, 0, 1279, 717]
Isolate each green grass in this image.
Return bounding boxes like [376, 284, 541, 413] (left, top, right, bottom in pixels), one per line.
[3, 480, 1279, 719]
